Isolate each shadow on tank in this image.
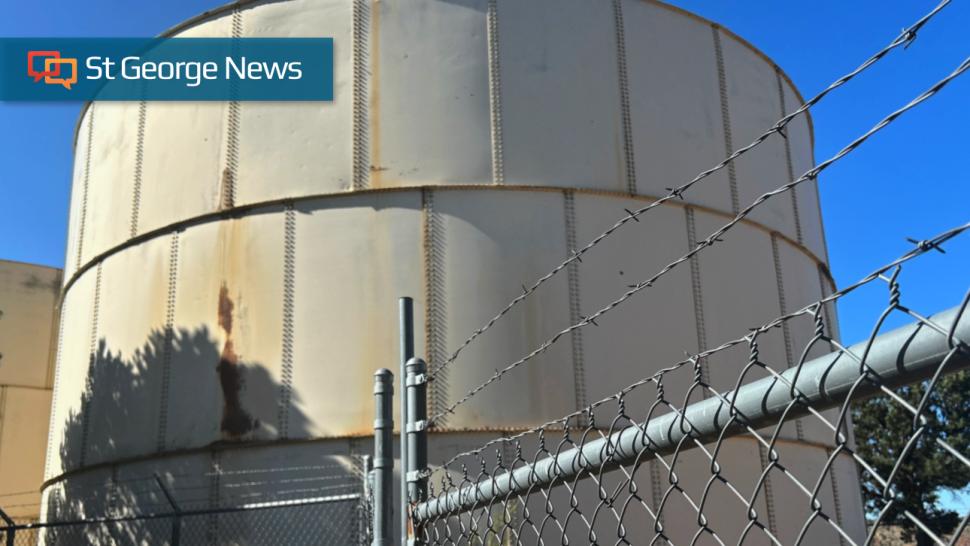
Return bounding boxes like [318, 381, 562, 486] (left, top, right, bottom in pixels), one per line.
[40, 325, 354, 544]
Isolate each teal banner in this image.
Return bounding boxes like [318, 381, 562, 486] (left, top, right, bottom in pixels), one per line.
[0, 38, 333, 101]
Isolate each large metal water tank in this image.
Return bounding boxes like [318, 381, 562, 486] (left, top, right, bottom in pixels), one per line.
[46, 0, 867, 543]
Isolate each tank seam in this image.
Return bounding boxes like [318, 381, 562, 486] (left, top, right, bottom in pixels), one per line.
[75, 107, 95, 271]
[352, 0, 371, 190]
[771, 232, 803, 440]
[684, 207, 710, 395]
[220, 8, 243, 209]
[563, 190, 587, 418]
[649, 458, 665, 534]
[130, 100, 147, 238]
[612, 0, 637, 195]
[757, 442, 779, 538]
[277, 205, 297, 439]
[776, 69, 803, 244]
[78, 263, 103, 469]
[828, 447, 848, 546]
[156, 231, 180, 452]
[206, 451, 222, 544]
[423, 189, 448, 427]
[486, 0, 505, 185]
[711, 25, 739, 215]
[44, 295, 68, 481]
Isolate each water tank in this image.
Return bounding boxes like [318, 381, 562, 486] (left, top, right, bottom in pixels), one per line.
[46, 0, 867, 543]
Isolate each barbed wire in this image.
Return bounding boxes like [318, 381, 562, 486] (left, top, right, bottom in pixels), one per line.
[427, 55, 970, 425]
[425, 220, 970, 473]
[428, 0, 951, 382]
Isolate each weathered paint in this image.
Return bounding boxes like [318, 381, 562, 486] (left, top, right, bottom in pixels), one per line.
[48, 0, 862, 543]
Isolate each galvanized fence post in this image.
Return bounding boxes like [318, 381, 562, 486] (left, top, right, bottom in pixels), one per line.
[154, 473, 181, 546]
[405, 357, 428, 545]
[398, 297, 414, 546]
[0, 506, 15, 546]
[372, 369, 394, 546]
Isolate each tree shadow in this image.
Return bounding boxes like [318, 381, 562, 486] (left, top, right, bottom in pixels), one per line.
[44, 323, 322, 544]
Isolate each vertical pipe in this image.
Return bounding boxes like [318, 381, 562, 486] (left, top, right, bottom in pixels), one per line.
[154, 473, 181, 546]
[405, 358, 428, 545]
[373, 369, 394, 546]
[0, 507, 14, 546]
[398, 297, 414, 545]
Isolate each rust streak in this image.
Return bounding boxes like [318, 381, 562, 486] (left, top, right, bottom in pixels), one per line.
[217, 283, 255, 439]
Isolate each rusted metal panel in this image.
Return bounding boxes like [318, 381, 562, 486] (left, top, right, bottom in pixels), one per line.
[235, 0, 355, 202]
[291, 192, 425, 436]
[373, 0, 491, 187]
[570, 195, 698, 404]
[47, 268, 96, 479]
[624, 0, 733, 213]
[85, 102, 139, 258]
[430, 190, 576, 427]
[82, 236, 169, 467]
[497, 0, 624, 191]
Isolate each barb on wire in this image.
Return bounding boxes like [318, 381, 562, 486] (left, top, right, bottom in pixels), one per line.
[429, 56, 970, 425]
[429, 0, 952, 381]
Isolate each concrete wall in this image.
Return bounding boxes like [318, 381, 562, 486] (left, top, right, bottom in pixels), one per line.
[0, 259, 60, 522]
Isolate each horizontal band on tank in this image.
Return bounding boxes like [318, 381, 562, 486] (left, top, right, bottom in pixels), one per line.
[69, 0, 813, 151]
[58, 184, 835, 307]
[40, 428, 844, 493]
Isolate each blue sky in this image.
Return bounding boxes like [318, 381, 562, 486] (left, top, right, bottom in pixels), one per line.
[0, 0, 967, 346]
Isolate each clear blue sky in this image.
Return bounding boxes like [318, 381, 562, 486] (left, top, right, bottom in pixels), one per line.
[0, 0, 967, 346]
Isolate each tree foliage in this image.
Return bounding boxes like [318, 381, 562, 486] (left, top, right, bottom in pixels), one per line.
[851, 369, 970, 545]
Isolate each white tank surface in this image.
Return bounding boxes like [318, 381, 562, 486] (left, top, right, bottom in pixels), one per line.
[0, 259, 60, 523]
[47, 0, 866, 543]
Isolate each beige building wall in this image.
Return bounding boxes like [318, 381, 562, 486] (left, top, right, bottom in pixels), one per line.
[0, 259, 60, 522]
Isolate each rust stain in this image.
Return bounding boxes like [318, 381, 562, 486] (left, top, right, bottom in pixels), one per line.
[217, 283, 255, 439]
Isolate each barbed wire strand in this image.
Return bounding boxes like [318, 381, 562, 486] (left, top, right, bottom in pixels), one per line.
[428, 56, 970, 425]
[429, 0, 951, 381]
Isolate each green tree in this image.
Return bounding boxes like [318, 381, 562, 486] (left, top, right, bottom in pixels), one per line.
[852, 370, 970, 546]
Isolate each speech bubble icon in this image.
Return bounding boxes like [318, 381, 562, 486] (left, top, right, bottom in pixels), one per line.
[44, 57, 77, 90]
[27, 50, 61, 82]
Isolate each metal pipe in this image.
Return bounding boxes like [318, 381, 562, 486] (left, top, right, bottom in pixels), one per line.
[373, 368, 395, 546]
[154, 473, 181, 546]
[0, 507, 14, 546]
[413, 304, 970, 521]
[399, 297, 414, 546]
[405, 358, 429, 544]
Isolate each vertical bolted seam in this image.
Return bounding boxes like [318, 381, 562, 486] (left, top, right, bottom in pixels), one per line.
[0, 388, 7, 458]
[351, 0, 371, 190]
[75, 106, 95, 271]
[827, 449, 848, 546]
[711, 25, 739, 215]
[206, 451, 223, 545]
[156, 231, 180, 452]
[771, 233, 803, 440]
[130, 100, 147, 238]
[277, 206, 297, 439]
[776, 70, 803, 244]
[757, 443, 779, 539]
[684, 207, 710, 394]
[563, 191, 587, 417]
[221, 9, 244, 209]
[486, 0, 505, 185]
[44, 298, 69, 480]
[612, 0, 637, 195]
[648, 459, 665, 533]
[423, 189, 448, 427]
[78, 263, 103, 469]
